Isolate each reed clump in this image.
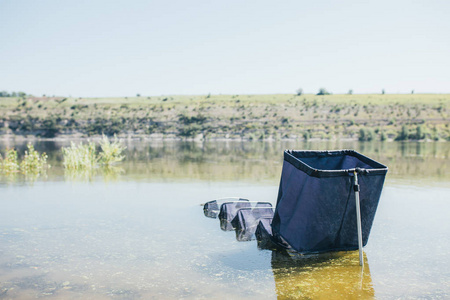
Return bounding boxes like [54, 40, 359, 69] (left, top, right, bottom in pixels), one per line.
[62, 135, 126, 170]
[98, 135, 126, 166]
[20, 144, 49, 175]
[62, 141, 97, 170]
[0, 144, 48, 176]
[1, 148, 19, 174]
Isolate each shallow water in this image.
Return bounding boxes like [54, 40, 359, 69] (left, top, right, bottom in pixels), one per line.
[0, 140, 449, 299]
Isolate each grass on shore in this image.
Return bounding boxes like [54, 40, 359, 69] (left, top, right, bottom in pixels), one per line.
[0, 94, 449, 141]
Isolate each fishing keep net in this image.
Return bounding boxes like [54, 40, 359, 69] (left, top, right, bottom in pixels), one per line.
[203, 150, 388, 254]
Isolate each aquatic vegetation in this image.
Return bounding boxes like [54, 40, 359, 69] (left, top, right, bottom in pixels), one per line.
[62, 136, 125, 181]
[62, 141, 98, 170]
[62, 135, 126, 170]
[0, 145, 48, 179]
[20, 144, 48, 175]
[98, 135, 126, 166]
[1, 148, 19, 174]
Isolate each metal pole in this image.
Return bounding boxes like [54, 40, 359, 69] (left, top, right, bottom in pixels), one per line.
[354, 170, 364, 267]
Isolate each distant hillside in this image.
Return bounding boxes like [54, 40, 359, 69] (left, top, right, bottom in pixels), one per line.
[0, 94, 449, 141]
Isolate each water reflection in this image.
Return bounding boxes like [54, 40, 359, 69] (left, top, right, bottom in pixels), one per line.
[0, 170, 48, 186]
[0, 140, 449, 183]
[63, 166, 124, 182]
[203, 197, 374, 299]
[272, 251, 373, 299]
[0, 146, 449, 298]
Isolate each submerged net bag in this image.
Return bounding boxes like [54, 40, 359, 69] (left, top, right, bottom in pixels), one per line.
[232, 202, 274, 241]
[271, 150, 388, 254]
[203, 200, 220, 218]
[202, 150, 387, 256]
[204, 198, 250, 219]
[218, 200, 252, 231]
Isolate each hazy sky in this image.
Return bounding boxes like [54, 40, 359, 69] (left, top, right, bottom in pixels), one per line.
[1, 0, 449, 97]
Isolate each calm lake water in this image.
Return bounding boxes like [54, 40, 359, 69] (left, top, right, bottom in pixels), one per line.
[0, 140, 449, 299]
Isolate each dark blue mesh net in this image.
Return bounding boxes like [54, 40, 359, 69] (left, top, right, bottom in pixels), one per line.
[203, 150, 387, 254]
[271, 150, 387, 253]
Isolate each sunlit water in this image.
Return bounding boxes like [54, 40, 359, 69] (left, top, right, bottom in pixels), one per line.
[0, 140, 449, 299]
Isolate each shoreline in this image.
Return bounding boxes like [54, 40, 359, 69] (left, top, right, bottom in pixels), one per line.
[0, 133, 443, 143]
[1, 94, 448, 142]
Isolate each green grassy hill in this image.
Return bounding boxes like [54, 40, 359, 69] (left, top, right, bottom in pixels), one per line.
[0, 94, 449, 141]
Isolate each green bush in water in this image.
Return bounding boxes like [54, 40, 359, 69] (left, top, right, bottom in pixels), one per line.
[98, 135, 126, 166]
[62, 141, 98, 170]
[20, 144, 48, 174]
[62, 135, 126, 170]
[1, 148, 19, 174]
[1, 145, 48, 177]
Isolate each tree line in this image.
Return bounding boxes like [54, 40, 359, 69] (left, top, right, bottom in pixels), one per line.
[296, 87, 415, 96]
[0, 91, 27, 97]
